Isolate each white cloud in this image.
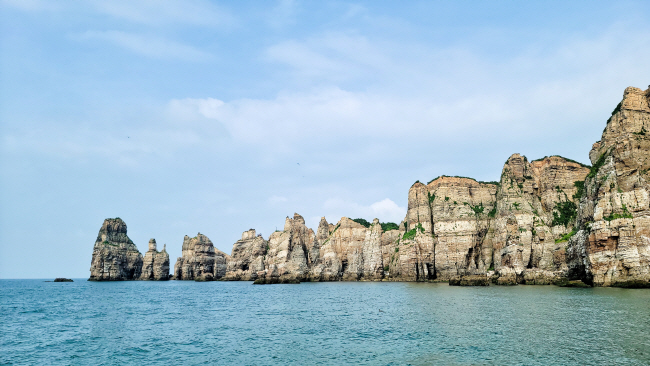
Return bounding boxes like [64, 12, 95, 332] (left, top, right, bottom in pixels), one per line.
[76, 30, 212, 61]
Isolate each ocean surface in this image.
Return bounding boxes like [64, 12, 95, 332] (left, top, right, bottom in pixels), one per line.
[1, 280, 649, 365]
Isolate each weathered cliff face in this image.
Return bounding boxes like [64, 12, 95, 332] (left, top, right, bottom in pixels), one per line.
[568, 86, 650, 287]
[174, 233, 230, 281]
[309, 217, 384, 281]
[261, 213, 314, 281]
[221, 214, 395, 282]
[382, 178, 498, 281]
[140, 239, 170, 281]
[486, 154, 589, 284]
[92, 85, 650, 288]
[89, 218, 143, 281]
[223, 229, 267, 281]
[220, 156, 586, 284]
[428, 177, 497, 280]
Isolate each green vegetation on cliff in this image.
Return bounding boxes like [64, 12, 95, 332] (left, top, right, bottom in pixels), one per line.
[552, 201, 577, 227]
[353, 218, 400, 232]
[573, 181, 585, 200]
[587, 151, 609, 180]
[353, 218, 371, 228]
[381, 222, 400, 231]
[604, 204, 633, 221]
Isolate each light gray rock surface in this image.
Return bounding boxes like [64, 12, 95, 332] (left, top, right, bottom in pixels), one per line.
[174, 233, 230, 281]
[89, 218, 143, 281]
[140, 239, 170, 280]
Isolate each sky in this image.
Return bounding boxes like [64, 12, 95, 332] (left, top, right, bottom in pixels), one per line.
[1, 0, 649, 279]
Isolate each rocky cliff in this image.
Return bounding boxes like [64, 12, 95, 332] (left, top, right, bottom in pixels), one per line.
[215, 150, 604, 284]
[223, 229, 267, 281]
[90, 85, 650, 287]
[140, 239, 170, 281]
[222, 83, 646, 284]
[174, 233, 230, 281]
[567, 86, 650, 287]
[89, 218, 143, 281]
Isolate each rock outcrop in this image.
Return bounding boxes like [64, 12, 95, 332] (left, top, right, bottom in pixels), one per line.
[89, 218, 143, 281]
[140, 239, 170, 280]
[567, 86, 650, 287]
[484, 154, 589, 285]
[90, 85, 650, 288]
[260, 214, 313, 282]
[223, 229, 267, 281]
[174, 233, 230, 281]
[309, 217, 384, 281]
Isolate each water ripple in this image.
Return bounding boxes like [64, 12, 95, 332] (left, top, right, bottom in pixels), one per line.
[1, 280, 649, 365]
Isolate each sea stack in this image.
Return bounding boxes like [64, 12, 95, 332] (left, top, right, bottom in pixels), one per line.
[174, 233, 230, 281]
[89, 218, 143, 281]
[223, 229, 268, 281]
[139, 239, 170, 280]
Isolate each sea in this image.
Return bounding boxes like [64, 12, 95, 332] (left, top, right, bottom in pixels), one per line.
[1, 280, 649, 365]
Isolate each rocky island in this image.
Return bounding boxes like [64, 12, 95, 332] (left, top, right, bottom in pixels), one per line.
[89, 86, 650, 287]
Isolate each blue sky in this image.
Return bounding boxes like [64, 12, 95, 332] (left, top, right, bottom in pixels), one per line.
[1, 0, 649, 278]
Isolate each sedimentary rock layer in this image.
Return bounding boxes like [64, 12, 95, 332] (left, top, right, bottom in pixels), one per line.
[567, 86, 650, 287]
[174, 233, 230, 281]
[222, 88, 648, 286]
[89, 85, 650, 287]
[89, 218, 143, 281]
[140, 239, 170, 281]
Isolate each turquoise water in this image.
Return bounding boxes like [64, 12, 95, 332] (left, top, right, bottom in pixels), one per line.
[1, 280, 649, 365]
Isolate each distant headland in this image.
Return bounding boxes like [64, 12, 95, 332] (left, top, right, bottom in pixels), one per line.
[89, 86, 650, 288]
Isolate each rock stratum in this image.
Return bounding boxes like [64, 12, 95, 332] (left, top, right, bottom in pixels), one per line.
[89, 85, 650, 287]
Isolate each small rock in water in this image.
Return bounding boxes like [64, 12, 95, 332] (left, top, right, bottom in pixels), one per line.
[54, 278, 73, 282]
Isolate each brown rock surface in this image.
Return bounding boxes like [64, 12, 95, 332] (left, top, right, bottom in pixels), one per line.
[568, 86, 650, 287]
[91, 85, 647, 288]
[223, 229, 267, 281]
[261, 214, 313, 282]
[139, 239, 170, 280]
[89, 218, 143, 281]
[174, 233, 230, 281]
[485, 154, 589, 284]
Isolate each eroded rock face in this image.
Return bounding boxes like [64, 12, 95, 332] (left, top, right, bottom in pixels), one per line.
[222, 215, 397, 282]
[174, 233, 230, 281]
[223, 229, 267, 281]
[140, 239, 170, 280]
[485, 154, 589, 284]
[89, 218, 143, 281]
[568, 86, 650, 287]
[94, 85, 649, 288]
[262, 214, 313, 282]
[428, 177, 497, 280]
[309, 217, 384, 281]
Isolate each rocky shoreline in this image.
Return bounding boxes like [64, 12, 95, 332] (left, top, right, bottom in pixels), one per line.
[89, 86, 650, 288]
